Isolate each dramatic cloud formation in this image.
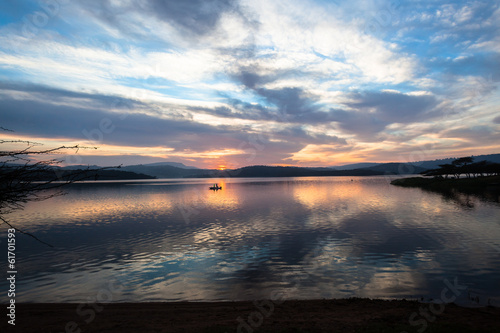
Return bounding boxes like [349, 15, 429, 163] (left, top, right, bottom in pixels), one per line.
[0, 0, 499, 167]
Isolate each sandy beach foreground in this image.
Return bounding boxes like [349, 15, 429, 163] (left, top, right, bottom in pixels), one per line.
[2, 299, 500, 332]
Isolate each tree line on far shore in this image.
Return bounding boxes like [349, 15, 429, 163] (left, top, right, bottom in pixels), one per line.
[421, 157, 500, 179]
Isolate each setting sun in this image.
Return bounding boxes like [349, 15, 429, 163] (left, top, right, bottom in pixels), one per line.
[1, 1, 500, 331]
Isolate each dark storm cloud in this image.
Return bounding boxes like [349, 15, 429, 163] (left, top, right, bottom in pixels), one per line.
[494, 116, 500, 124]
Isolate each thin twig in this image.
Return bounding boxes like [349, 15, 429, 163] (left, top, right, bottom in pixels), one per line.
[0, 216, 54, 248]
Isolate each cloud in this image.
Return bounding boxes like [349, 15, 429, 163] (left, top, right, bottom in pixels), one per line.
[0, 84, 233, 149]
[273, 126, 347, 146]
[199, 88, 443, 144]
[0, 82, 144, 111]
[0, 84, 322, 166]
[76, 0, 248, 42]
[147, 0, 239, 36]
[1, 95, 216, 150]
[1, 0, 500, 166]
[432, 54, 500, 80]
[256, 87, 320, 117]
[230, 67, 277, 89]
[329, 109, 387, 141]
[441, 126, 500, 145]
[204, 88, 333, 125]
[329, 90, 440, 141]
[346, 91, 439, 123]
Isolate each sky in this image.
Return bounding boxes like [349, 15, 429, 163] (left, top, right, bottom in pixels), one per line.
[0, 0, 499, 169]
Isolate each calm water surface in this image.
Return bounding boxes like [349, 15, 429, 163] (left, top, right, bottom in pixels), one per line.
[1, 176, 500, 304]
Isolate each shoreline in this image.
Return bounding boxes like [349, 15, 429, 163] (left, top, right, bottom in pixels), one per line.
[3, 298, 500, 332]
[390, 175, 500, 189]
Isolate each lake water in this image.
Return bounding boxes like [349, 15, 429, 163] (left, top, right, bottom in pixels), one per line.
[1, 176, 500, 305]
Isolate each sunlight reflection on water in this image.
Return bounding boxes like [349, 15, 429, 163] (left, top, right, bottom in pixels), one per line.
[1, 176, 500, 304]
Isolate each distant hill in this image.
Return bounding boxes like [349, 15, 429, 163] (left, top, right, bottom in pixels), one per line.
[120, 164, 208, 178]
[2, 166, 155, 181]
[60, 164, 102, 170]
[359, 163, 428, 174]
[406, 153, 500, 169]
[333, 154, 500, 171]
[51, 153, 500, 180]
[113, 163, 433, 179]
[195, 166, 388, 178]
[71, 169, 156, 180]
[138, 162, 199, 169]
[333, 163, 381, 170]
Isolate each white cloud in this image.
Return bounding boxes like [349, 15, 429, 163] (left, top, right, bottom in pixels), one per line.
[470, 35, 500, 52]
[1, 0, 499, 165]
[430, 33, 457, 44]
[238, 0, 416, 85]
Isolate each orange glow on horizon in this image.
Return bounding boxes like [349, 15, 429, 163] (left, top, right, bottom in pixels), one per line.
[3, 133, 500, 169]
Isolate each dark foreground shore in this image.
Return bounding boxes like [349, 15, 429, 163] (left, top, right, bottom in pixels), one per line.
[2, 299, 500, 333]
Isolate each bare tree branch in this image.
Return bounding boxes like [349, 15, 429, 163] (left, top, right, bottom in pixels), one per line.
[0, 215, 54, 248]
[1, 128, 117, 247]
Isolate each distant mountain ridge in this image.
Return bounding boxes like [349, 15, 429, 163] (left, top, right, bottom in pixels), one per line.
[3, 165, 155, 181]
[120, 164, 208, 178]
[332, 154, 500, 171]
[357, 163, 428, 174]
[332, 163, 380, 170]
[197, 165, 389, 178]
[139, 162, 199, 169]
[56, 153, 500, 179]
[405, 154, 500, 169]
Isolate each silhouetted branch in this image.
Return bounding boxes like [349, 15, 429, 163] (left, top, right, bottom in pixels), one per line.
[0, 215, 54, 248]
[1, 129, 117, 247]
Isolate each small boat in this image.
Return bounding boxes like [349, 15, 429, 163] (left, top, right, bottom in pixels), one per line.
[209, 184, 222, 190]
